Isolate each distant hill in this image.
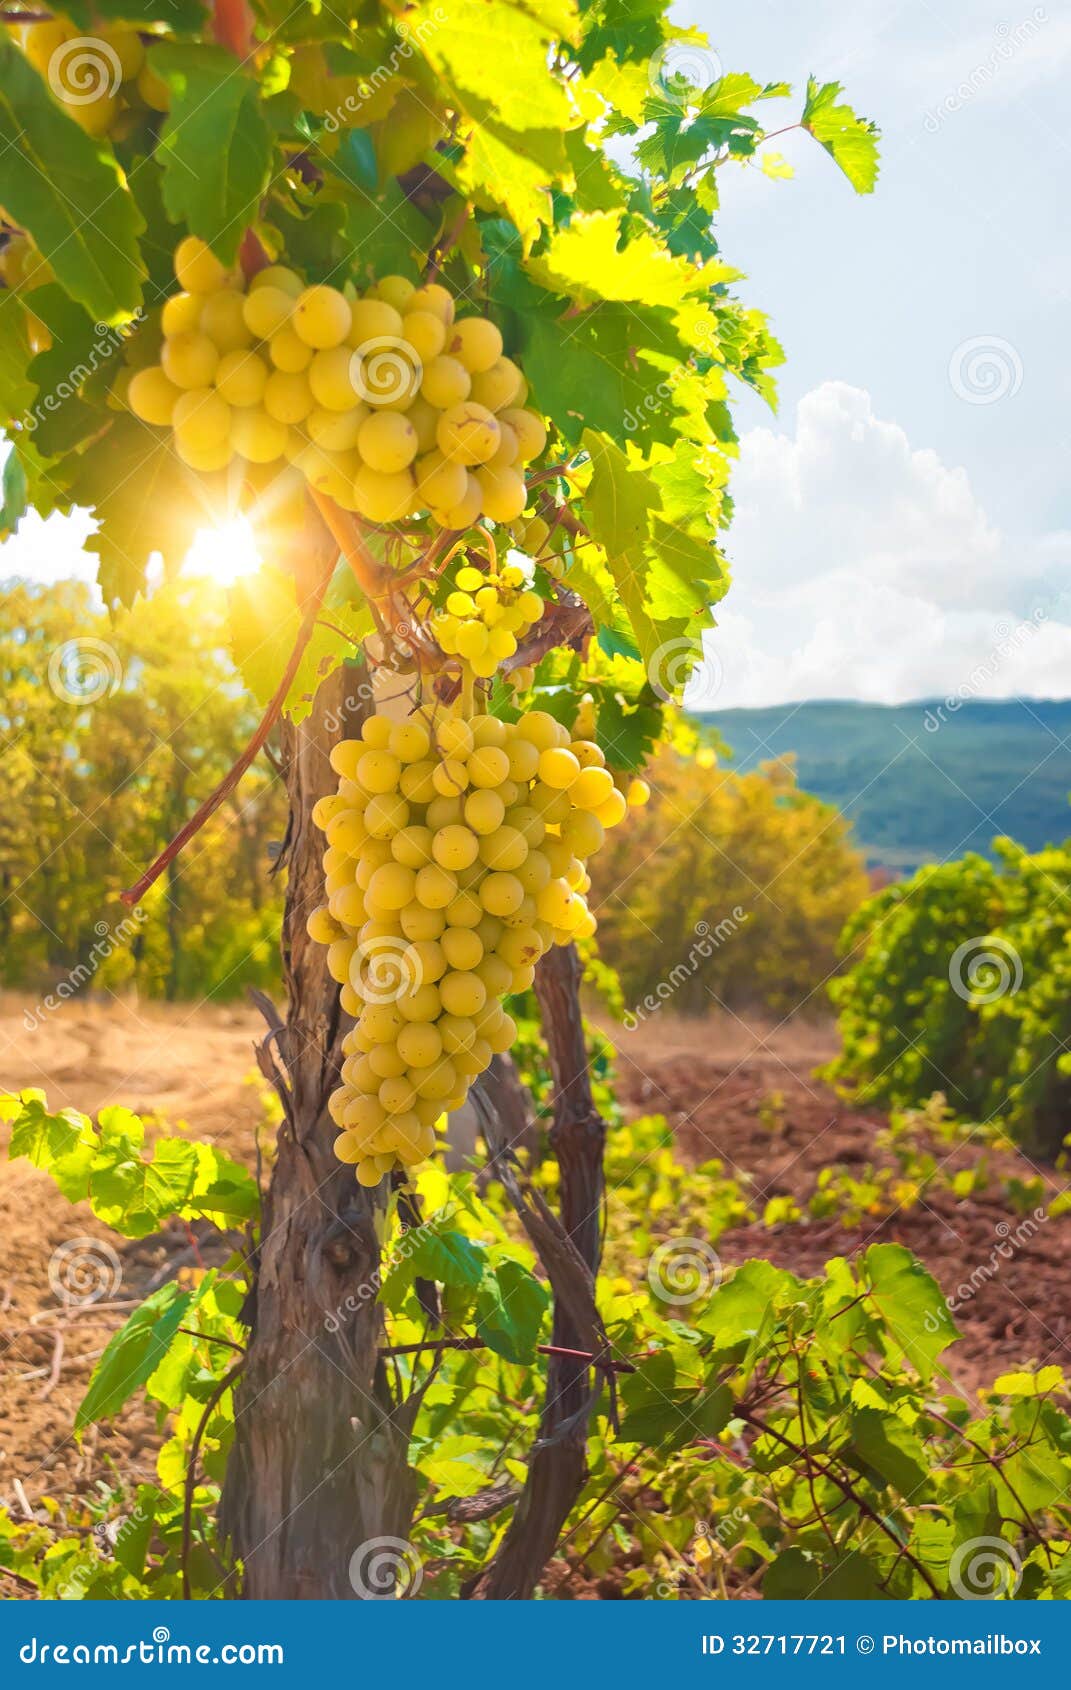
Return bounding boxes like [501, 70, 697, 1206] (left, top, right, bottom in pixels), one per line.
[694, 698, 1071, 874]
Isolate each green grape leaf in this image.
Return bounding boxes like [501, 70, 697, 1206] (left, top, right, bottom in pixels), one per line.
[75, 1281, 195, 1432]
[863, 1242, 958, 1381]
[227, 565, 373, 726]
[90, 1136, 201, 1239]
[526, 209, 722, 308]
[338, 181, 432, 287]
[802, 78, 880, 194]
[0, 42, 144, 322]
[0, 301, 35, 424]
[850, 1407, 930, 1497]
[408, 0, 574, 133]
[66, 416, 205, 609]
[455, 124, 555, 250]
[474, 1258, 550, 1363]
[0, 442, 28, 537]
[581, 431, 662, 669]
[153, 45, 273, 264]
[7, 1094, 93, 1168]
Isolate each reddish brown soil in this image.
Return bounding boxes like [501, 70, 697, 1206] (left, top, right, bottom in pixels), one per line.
[615, 1029, 1071, 1398]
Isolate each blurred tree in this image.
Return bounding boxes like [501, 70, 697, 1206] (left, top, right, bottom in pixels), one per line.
[0, 577, 285, 1001]
[590, 749, 868, 1020]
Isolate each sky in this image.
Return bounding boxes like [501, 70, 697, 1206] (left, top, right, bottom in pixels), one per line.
[3, 0, 1069, 708]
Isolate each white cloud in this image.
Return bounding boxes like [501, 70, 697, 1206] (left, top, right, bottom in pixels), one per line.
[694, 381, 1071, 709]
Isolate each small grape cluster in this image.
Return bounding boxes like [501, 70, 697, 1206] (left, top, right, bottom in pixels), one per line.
[127, 239, 548, 530]
[12, 18, 170, 137]
[434, 562, 545, 679]
[307, 706, 629, 1186]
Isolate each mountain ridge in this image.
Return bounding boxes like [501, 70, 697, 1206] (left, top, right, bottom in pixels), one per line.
[693, 696, 1071, 872]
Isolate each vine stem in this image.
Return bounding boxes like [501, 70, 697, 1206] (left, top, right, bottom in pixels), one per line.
[182, 1357, 244, 1601]
[119, 546, 336, 908]
[740, 1409, 945, 1598]
[380, 1335, 635, 1371]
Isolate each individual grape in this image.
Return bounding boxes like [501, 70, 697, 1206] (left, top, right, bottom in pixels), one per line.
[416, 451, 467, 512]
[420, 355, 471, 410]
[500, 407, 547, 462]
[570, 764, 615, 809]
[480, 871, 524, 918]
[436, 474, 483, 531]
[437, 402, 500, 466]
[415, 863, 457, 909]
[214, 349, 269, 407]
[407, 282, 455, 324]
[161, 331, 219, 389]
[230, 407, 288, 464]
[430, 757, 468, 798]
[476, 465, 527, 522]
[428, 824, 476, 872]
[628, 778, 652, 807]
[439, 971, 487, 1017]
[172, 387, 231, 447]
[464, 789, 505, 835]
[201, 288, 252, 353]
[294, 285, 352, 349]
[346, 298, 404, 347]
[402, 309, 446, 362]
[161, 293, 203, 337]
[174, 434, 233, 471]
[538, 747, 581, 790]
[251, 264, 303, 298]
[352, 465, 416, 522]
[358, 411, 419, 473]
[468, 745, 510, 789]
[242, 286, 294, 341]
[597, 788, 628, 828]
[470, 357, 523, 412]
[371, 275, 417, 313]
[366, 861, 416, 911]
[448, 316, 503, 374]
[174, 235, 229, 294]
[264, 369, 314, 425]
[307, 403, 366, 451]
[562, 809, 605, 858]
[128, 365, 180, 427]
[390, 719, 432, 762]
[308, 346, 358, 410]
[479, 826, 527, 872]
[269, 325, 313, 372]
[392, 824, 434, 869]
[405, 396, 441, 454]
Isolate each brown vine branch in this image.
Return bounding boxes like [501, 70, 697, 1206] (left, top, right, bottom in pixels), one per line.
[119, 551, 336, 908]
[380, 1336, 635, 1372]
[740, 1409, 944, 1598]
[182, 1357, 244, 1602]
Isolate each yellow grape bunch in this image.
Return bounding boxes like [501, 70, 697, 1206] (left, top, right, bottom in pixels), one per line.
[433, 561, 546, 680]
[127, 238, 550, 529]
[306, 705, 630, 1187]
[11, 16, 169, 138]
